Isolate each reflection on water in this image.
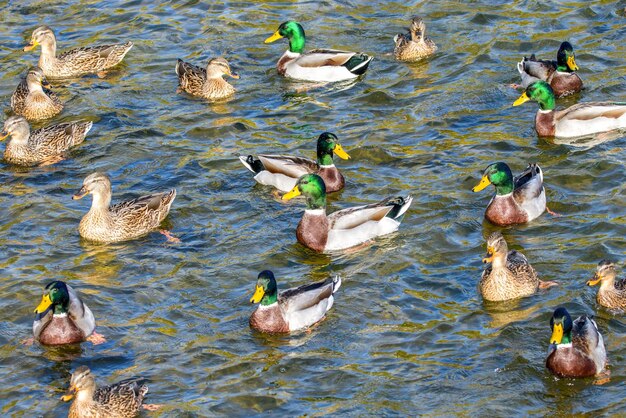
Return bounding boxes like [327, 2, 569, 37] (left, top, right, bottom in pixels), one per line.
[0, 0, 625, 416]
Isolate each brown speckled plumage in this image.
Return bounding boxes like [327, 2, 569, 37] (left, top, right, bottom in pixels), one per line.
[479, 232, 540, 302]
[25, 26, 133, 78]
[587, 260, 626, 311]
[74, 172, 176, 243]
[394, 17, 437, 61]
[175, 57, 236, 101]
[11, 67, 63, 121]
[64, 366, 148, 418]
[2, 115, 91, 166]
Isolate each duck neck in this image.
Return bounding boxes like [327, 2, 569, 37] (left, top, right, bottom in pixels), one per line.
[490, 252, 508, 270]
[317, 152, 334, 167]
[40, 38, 57, 61]
[89, 190, 112, 213]
[260, 292, 278, 306]
[288, 28, 305, 54]
[7, 125, 30, 145]
[75, 385, 96, 405]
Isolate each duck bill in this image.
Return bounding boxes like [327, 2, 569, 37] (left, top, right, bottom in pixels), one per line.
[472, 175, 491, 192]
[250, 285, 265, 303]
[34, 294, 52, 314]
[23, 40, 38, 51]
[72, 186, 88, 200]
[282, 185, 301, 201]
[41, 79, 51, 89]
[567, 56, 579, 71]
[60, 385, 76, 401]
[482, 248, 494, 264]
[0, 131, 9, 141]
[264, 31, 283, 44]
[333, 144, 351, 160]
[586, 273, 602, 286]
[550, 323, 563, 345]
[228, 71, 240, 79]
[513, 92, 530, 106]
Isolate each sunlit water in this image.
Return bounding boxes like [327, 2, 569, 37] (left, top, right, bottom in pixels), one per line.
[1, 0, 625, 416]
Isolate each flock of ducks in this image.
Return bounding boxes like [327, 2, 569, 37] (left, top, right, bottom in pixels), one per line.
[2, 15, 625, 417]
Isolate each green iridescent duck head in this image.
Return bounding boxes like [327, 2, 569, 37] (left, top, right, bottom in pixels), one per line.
[34, 280, 71, 318]
[513, 81, 556, 111]
[250, 270, 279, 306]
[472, 162, 514, 196]
[264, 21, 306, 54]
[556, 41, 578, 72]
[317, 132, 350, 166]
[549, 307, 573, 346]
[282, 173, 326, 209]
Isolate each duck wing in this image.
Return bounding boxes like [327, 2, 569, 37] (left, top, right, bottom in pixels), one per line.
[328, 196, 412, 230]
[257, 155, 317, 177]
[110, 190, 176, 225]
[279, 276, 341, 314]
[513, 163, 544, 204]
[555, 102, 626, 121]
[66, 283, 96, 337]
[94, 377, 148, 410]
[299, 49, 372, 74]
[58, 43, 133, 70]
[175, 59, 206, 91]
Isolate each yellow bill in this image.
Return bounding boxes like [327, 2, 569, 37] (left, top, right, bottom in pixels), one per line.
[0, 132, 9, 141]
[23, 40, 39, 51]
[550, 322, 563, 344]
[72, 186, 88, 200]
[282, 185, 301, 201]
[250, 285, 265, 303]
[567, 56, 578, 71]
[333, 144, 350, 160]
[482, 246, 494, 264]
[229, 71, 240, 79]
[472, 175, 491, 192]
[586, 274, 601, 286]
[34, 294, 52, 313]
[513, 92, 530, 106]
[264, 31, 283, 44]
[60, 386, 75, 401]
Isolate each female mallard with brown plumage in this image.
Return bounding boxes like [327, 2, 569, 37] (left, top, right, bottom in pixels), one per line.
[515, 41, 583, 98]
[62, 366, 159, 417]
[249, 270, 341, 333]
[11, 67, 63, 121]
[175, 57, 239, 101]
[513, 81, 626, 138]
[239, 132, 350, 193]
[33, 281, 104, 345]
[472, 162, 546, 226]
[23, 26, 133, 78]
[546, 307, 607, 378]
[480, 232, 556, 302]
[393, 16, 437, 61]
[587, 260, 626, 311]
[282, 174, 412, 253]
[1, 116, 91, 166]
[264, 21, 372, 82]
[73, 172, 176, 243]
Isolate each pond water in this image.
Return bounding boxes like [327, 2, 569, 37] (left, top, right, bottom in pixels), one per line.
[1, 0, 625, 416]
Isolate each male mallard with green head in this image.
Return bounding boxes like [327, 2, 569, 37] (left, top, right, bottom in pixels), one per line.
[239, 132, 351, 193]
[264, 21, 372, 82]
[62, 366, 159, 417]
[33, 281, 104, 345]
[24, 26, 133, 78]
[249, 270, 341, 333]
[516, 41, 583, 98]
[282, 174, 412, 252]
[513, 81, 626, 138]
[393, 16, 437, 61]
[11, 66, 63, 121]
[587, 260, 626, 311]
[175, 57, 239, 101]
[480, 232, 556, 302]
[1, 115, 92, 166]
[73, 172, 176, 243]
[546, 307, 607, 378]
[472, 162, 546, 226]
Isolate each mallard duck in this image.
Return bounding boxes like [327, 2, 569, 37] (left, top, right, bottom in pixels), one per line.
[264, 21, 373, 82]
[393, 16, 437, 61]
[239, 132, 350, 193]
[587, 260, 626, 311]
[24, 26, 133, 78]
[513, 81, 626, 138]
[480, 232, 556, 302]
[516, 41, 583, 98]
[73, 172, 176, 243]
[62, 366, 156, 418]
[1, 115, 91, 166]
[472, 162, 545, 226]
[546, 307, 607, 378]
[33, 281, 96, 345]
[11, 66, 63, 121]
[281, 174, 412, 252]
[249, 270, 341, 333]
[175, 57, 238, 100]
